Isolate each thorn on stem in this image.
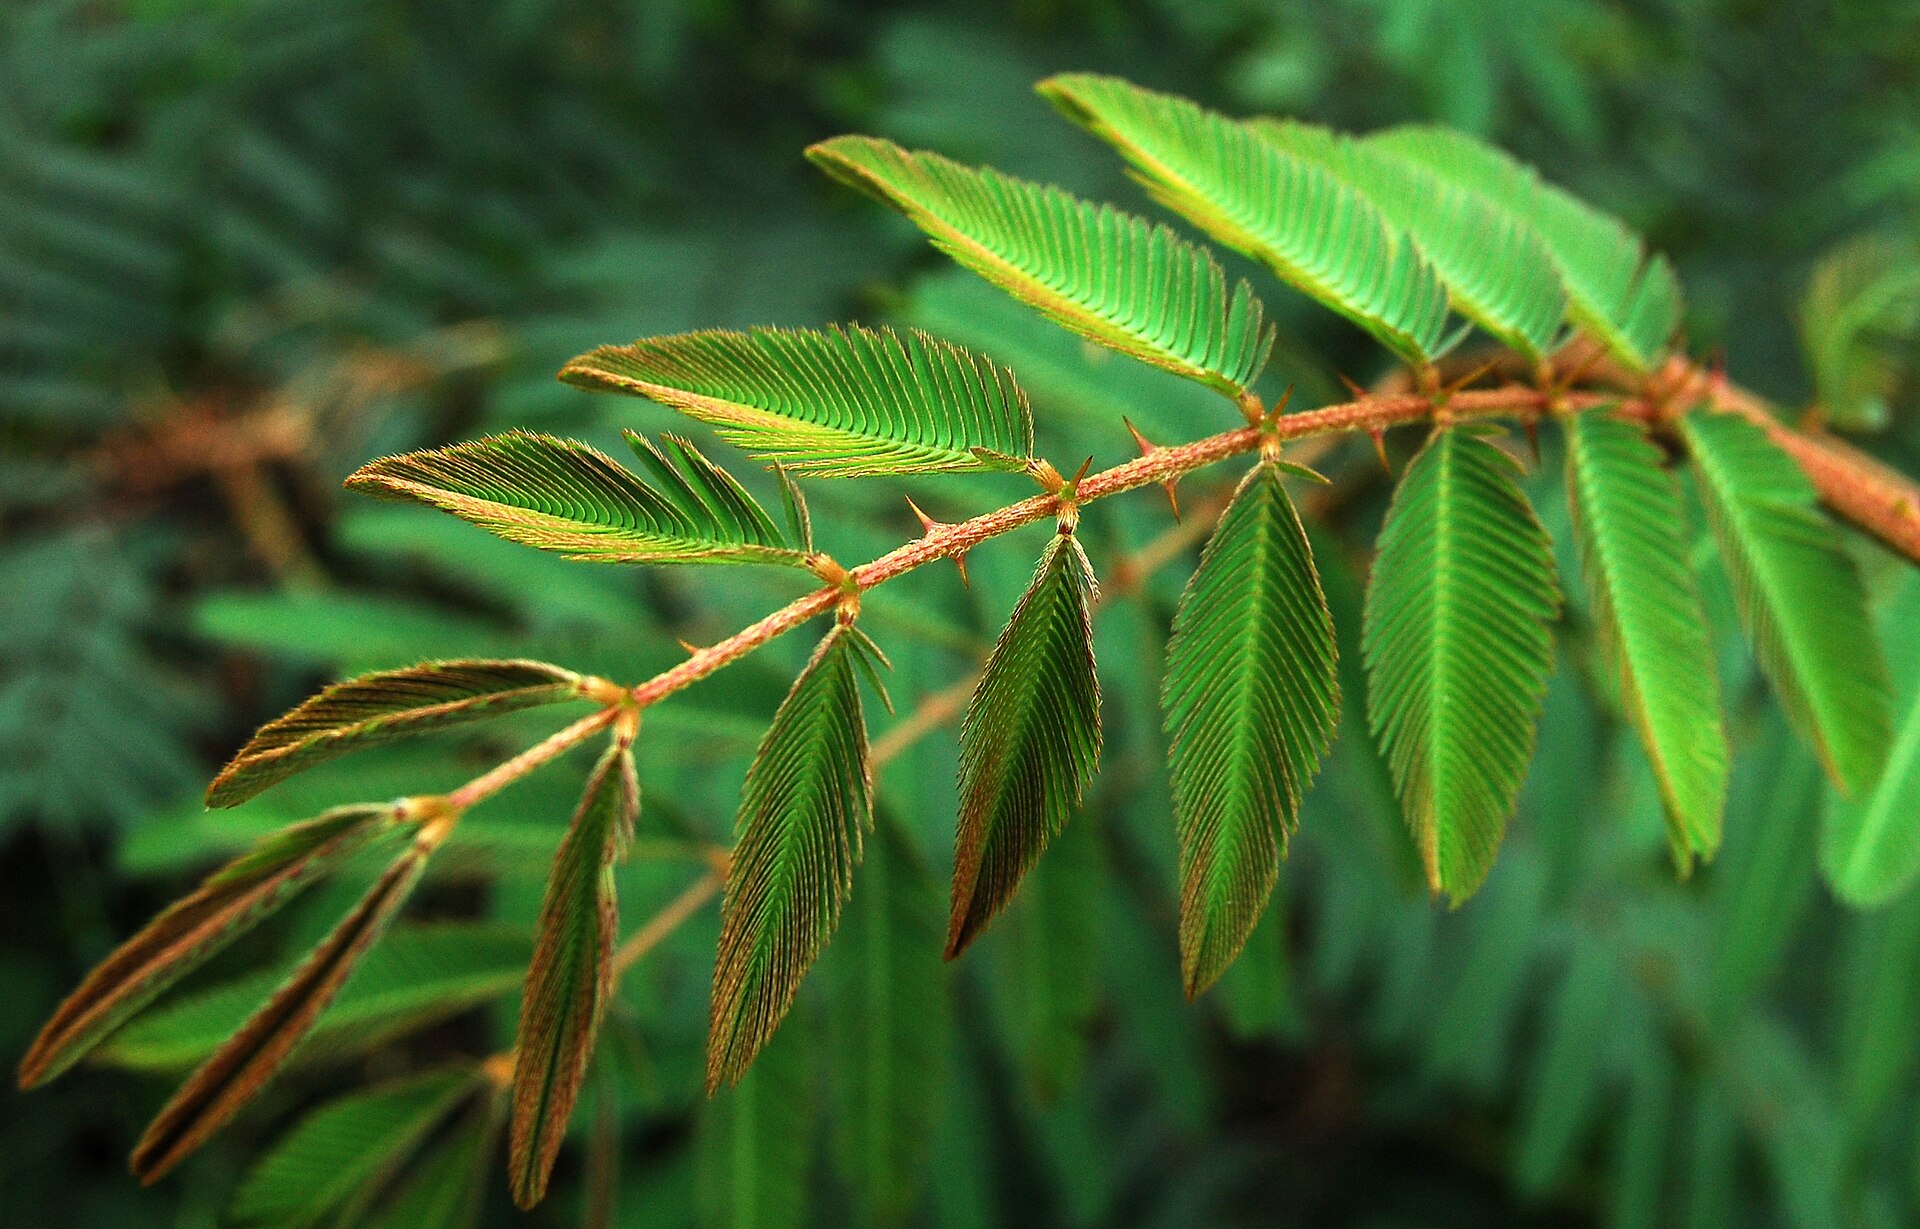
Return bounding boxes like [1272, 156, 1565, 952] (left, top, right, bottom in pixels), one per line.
[1124, 419, 1181, 520]
[904, 495, 971, 587]
[1367, 426, 1392, 476]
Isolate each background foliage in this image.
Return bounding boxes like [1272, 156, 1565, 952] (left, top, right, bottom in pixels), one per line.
[6, 1, 1920, 1226]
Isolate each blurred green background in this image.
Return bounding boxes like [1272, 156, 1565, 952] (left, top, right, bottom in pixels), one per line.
[6, 1, 1920, 1226]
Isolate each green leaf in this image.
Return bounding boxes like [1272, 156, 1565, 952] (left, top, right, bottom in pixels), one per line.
[1362, 427, 1561, 900]
[1562, 410, 1728, 863]
[345, 430, 808, 567]
[806, 136, 1273, 400]
[18, 803, 402, 1089]
[709, 624, 878, 1090]
[1249, 118, 1566, 359]
[1365, 125, 1681, 372]
[560, 325, 1034, 478]
[208, 660, 592, 808]
[697, 1012, 814, 1229]
[132, 834, 436, 1182]
[948, 531, 1101, 956]
[1822, 576, 1920, 904]
[509, 740, 638, 1209]
[1798, 229, 1920, 432]
[364, 1097, 499, 1229]
[96, 924, 534, 1072]
[231, 1068, 477, 1228]
[1161, 460, 1337, 996]
[827, 812, 949, 1224]
[1682, 410, 1892, 795]
[1037, 73, 1452, 365]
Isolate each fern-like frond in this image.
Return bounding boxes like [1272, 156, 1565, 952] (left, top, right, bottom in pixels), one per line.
[1362, 427, 1561, 901]
[1365, 126, 1680, 372]
[560, 325, 1034, 478]
[1799, 230, 1920, 432]
[948, 532, 1101, 956]
[1563, 410, 1727, 863]
[18, 804, 404, 1089]
[806, 136, 1274, 400]
[345, 431, 808, 567]
[133, 836, 435, 1181]
[1250, 119, 1566, 359]
[1038, 73, 1452, 365]
[510, 741, 637, 1210]
[231, 1068, 478, 1229]
[709, 625, 880, 1091]
[1682, 410, 1892, 795]
[1162, 460, 1337, 997]
[209, 660, 592, 808]
[1822, 577, 1920, 904]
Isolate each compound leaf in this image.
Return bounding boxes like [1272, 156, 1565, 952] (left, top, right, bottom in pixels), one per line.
[1799, 230, 1920, 432]
[1251, 119, 1566, 359]
[561, 325, 1034, 478]
[1038, 73, 1451, 365]
[807, 136, 1273, 400]
[1362, 427, 1560, 901]
[19, 803, 403, 1089]
[1162, 460, 1337, 997]
[1682, 410, 1892, 796]
[948, 532, 1101, 956]
[363, 1096, 498, 1229]
[509, 740, 638, 1209]
[345, 430, 808, 567]
[709, 625, 878, 1091]
[1366, 125, 1680, 372]
[231, 1067, 477, 1229]
[1563, 410, 1728, 863]
[1823, 576, 1920, 904]
[209, 660, 592, 808]
[133, 833, 436, 1182]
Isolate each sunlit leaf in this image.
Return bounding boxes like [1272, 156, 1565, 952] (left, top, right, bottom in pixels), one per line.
[949, 531, 1100, 956]
[19, 804, 402, 1089]
[1682, 410, 1891, 795]
[709, 624, 880, 1090]
[209, 660, 592, 807]
[1562, 410, 1727, 863]
[509, 740, 638, 1209]
[561, 325, 1034, 478]
[807, 136, 1273, 399]
[1362, 426, 1560, 900]
[1162, 459, 1337, 996]
[345, 430, 809, 566]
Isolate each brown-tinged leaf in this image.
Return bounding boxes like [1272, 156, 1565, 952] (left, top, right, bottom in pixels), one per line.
[19, 804, 401, 1089]
[707, 625, 878, 1092]
[131, 834, 436, 1183]
[948, 532, 1100, 958]
[508, 741, 638, 1209]
[209, 660, 592, 808]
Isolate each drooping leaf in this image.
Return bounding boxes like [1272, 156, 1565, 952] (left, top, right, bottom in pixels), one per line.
[131, 834, 437, 1182]
[1822, 575, 1920, 904]
[560, 325, 1034, 478]
[709, 624, 878, 1090]
[806, 136, 1273, 400]
[1798, 229, 1920, 432]
[345, 430, 809, 567]
[98, 924, 533, 1072]
[1682, 410, 1892, 795]
[1249, 118, 1566, 358]
[230, 1067, 478, 1228]
[697, 1011, 815, 1229]
[1562, 410, 1728, 863]
[948, 531, 1101, 956]
[1037, 73, 1452, 364]
[509, 740, 638, 1209]
[1365, 125, 1680, 372]
[827, 812, 949, 1224]
[208, 660, 592, 808]
[1161, 459, 1337, 996]
[1362, 426, 1561, 900]
[18, 804, 402, 1089]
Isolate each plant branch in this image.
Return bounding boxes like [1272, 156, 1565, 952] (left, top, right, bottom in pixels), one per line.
[610, 867, 724, 978]
[445, 707, 619, 813]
